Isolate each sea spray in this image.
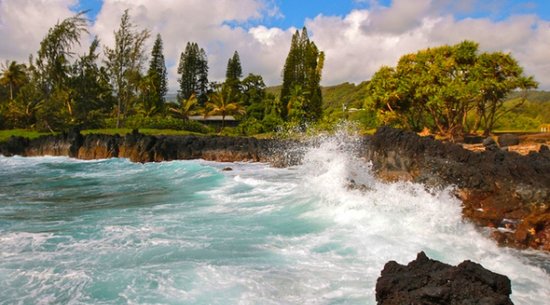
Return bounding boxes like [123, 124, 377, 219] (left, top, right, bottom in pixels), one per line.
[0, 132, 549, 304]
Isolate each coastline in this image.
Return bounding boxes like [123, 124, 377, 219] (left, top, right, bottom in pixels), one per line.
[1, 127, 549, 252]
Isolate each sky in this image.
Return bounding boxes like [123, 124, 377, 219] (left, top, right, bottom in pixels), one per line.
[1, 0, 550, 92]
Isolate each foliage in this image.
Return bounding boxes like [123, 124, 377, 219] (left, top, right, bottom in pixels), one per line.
[0, 61, 28, 100]
[177, 42, 209, 105]
[104, 9, 150, 128]
[280, 27, 324, 122]
[168, 94, 200, 121]
[105, 114, 210, 133]
[205, 86, 245, 130]
[144, 34, 168, 115]
[365, 41, 537, 137]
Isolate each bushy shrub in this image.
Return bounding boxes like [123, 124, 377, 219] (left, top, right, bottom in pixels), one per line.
[105, 115, 210, 133]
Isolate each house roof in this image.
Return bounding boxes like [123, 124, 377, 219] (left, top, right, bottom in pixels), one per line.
[189, 115, 237, 121]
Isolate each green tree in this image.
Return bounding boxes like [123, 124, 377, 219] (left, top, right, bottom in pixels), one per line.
[241, 73, 267, 120]
[70, 37, 114, 128]
[104, 9, 150, 128]
[0, 61, 27, 101]
[280, 27, 324, 122]
[177, 42, 209, 105]
[205, 86, 245, 130]
[145, 33, 168, 114]
[34, 11, 88, 130]
[366, 41, 537, 138]
[168, 94, 199, 121]
[225, 50, 242, 95]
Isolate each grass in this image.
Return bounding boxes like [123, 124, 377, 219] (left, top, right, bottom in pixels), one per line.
[0, 128, 203, 142]
[82, 128, 202, 136]
[0, 129, 53, 142]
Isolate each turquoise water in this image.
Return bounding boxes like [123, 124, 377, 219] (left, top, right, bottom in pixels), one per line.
[1, 137, 549, 304]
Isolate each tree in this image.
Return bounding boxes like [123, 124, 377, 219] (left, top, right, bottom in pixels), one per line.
[145, 33, 168, 114]
[280, 27, 324, 122]
[241, 73, 267, 120]
[366, 41, 537, 138]
[34, 11, 88, 130]
[225, 50, 242, 95]
[168, 94, 199, 121]
[104, 9, 150, 128]
[0, 61, 27, 100]
[205, 86, 245, 130]
[177, 42, 209, 105]
[70, 37, 114, 128]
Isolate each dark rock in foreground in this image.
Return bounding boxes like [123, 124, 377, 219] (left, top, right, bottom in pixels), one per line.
[376, 252, 513, 305]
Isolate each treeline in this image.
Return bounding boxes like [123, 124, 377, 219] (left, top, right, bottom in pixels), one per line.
[0, 10, 324, 135]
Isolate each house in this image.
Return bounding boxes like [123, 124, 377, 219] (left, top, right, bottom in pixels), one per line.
[189, 115, 239, 128]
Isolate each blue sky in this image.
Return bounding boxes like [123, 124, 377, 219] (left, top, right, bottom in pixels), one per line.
[74, 0, 550, 28]
[2, 0, 550, 89]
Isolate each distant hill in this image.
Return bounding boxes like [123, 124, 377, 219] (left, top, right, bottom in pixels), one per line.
[505, 90, 550, 103]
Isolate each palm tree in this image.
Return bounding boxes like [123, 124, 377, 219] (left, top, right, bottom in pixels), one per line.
[205, 86, 245, 130]
[169, 94, 199, 121]
[0, 61, 27, 100]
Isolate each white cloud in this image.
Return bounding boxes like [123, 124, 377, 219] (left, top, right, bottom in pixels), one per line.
[305, 3, 550, 89]
[92, 0, 293, 91]
[0, 0, 79, 63]
[1, 0, 549, 92]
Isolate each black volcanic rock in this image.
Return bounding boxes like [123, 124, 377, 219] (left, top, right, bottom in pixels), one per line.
[376, 252, 513, 305]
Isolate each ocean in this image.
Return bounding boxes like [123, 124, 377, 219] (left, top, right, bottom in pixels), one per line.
[1, 135, 549, 304]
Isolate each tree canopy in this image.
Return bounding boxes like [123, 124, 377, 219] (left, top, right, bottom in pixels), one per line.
[365, 41, 537, 137]
[280, 27, 324, 123]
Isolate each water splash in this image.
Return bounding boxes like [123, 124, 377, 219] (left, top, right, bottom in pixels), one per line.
[0, 132, 549, 304]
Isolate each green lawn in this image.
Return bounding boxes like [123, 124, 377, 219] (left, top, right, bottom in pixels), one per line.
[0, 128, 203, 142]
[82, 128, 201, 136]
[0, 129, 53, 142]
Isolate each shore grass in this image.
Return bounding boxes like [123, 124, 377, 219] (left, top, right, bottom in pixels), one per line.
[82, 128, 202, 136]
[0, 129, 53, 142]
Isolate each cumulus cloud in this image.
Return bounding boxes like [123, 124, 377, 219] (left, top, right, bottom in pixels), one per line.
[92, 0, 294, 91]
[305, 2, 550, 89]
[0, 0, 79, 63]
[1, 0, 549, 91]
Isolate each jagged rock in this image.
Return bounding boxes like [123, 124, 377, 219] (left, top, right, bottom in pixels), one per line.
[376, 252, 513, 305]
[365, 127, 550, 251]
[498, 134, 520, 147]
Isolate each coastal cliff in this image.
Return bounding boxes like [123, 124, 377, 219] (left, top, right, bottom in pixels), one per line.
[366, 127, 550, 251]
[1, 127, 549, 252]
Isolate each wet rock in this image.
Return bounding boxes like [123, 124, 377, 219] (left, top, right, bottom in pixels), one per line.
[222, 167, 233, 171]
[376, 252, 513, 305]
[498, 134, 520, 147]
[365, 127, 550, 251]
[463, 135, 484, 144]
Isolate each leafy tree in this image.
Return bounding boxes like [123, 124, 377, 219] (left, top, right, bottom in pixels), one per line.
[34, 11, 88, 130]
[145, 34, 168, 114]
[104, 9, 150, 128]
[168, 94, 199, 121]
[177, 42, 209, 105]
[0, 61, 27, 100]
[240, 73, 267, 119]
[280, 27, 324, 122]
[70, 38, 114, 128]
[366, 41, 537, 138]
[205, 86, 245, 130]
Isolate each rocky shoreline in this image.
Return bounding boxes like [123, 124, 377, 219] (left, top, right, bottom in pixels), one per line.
[1, 127, 549, 252]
